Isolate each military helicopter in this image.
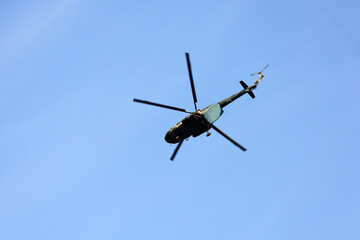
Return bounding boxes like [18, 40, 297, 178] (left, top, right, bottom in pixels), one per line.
[134, 53, 268, 160]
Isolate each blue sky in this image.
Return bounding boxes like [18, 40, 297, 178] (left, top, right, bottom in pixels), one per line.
[1, 0, 359, 239]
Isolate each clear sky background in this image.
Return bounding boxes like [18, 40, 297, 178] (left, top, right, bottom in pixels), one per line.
[1, 0, 359, 239]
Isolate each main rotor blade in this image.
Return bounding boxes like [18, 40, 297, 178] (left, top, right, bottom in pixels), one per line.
[185, 52, 198, 111]
[133, 98, 190, 113]
[211, 124, 247, 151]
[170, 140, 184, 161]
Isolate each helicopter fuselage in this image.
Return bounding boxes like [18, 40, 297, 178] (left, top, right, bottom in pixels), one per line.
[165, 114, 209, 143]
[164, 76, 263, 144]
[165, 103, 224, 143]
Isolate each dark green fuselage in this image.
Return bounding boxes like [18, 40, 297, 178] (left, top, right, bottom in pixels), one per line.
[164, 113, 210, 143]
[165, 88, 250, 144]
[164, 77, 262, 144]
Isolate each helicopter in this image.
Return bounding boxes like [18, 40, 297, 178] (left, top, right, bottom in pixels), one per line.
[134, 52, 269, 161]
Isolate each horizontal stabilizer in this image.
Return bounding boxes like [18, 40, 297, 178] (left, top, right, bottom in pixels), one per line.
[240, 81, 255, 99]
[248, 90, 255, 99]
[240, 80, 248, 89]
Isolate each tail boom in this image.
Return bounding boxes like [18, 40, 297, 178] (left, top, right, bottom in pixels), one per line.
[218, 72, 265, 108]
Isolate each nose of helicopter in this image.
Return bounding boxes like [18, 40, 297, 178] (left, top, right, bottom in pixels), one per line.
[165, 132, 172, 143]
[165, 131, 175, 143]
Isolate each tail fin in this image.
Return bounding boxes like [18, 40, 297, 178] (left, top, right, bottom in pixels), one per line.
[240, 81, 255, 99]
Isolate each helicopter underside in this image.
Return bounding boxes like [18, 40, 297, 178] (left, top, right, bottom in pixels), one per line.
[134, 52, 256, 160]
[164, 114, 210, 144]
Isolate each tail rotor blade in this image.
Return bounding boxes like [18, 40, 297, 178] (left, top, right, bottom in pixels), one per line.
[170, 140, 184, 161]
[185, 52, 198, 111]
[251, 64, 270, 76]
[261, 64, 269, 73]
[211, 124, 247, 151]
[133, 98, 190, 113]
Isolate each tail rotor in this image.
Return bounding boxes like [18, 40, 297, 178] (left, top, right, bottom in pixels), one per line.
[251, 64, 269, 76]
